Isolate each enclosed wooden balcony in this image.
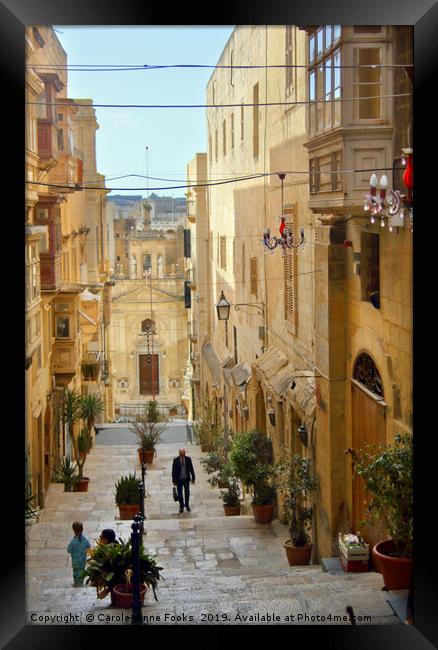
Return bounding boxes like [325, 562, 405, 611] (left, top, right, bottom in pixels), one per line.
[37, 120, 58, 169]
[40, 251, 62, 292]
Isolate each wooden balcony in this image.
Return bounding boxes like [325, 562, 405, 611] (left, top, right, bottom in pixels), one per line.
[52, 339, 79, 374]
[37, 120, 58, 170]
[49, 154, 81, 192]
[40, 251, 62, 292]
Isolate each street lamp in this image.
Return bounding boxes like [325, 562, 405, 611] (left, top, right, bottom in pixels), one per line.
[215, 291, 231, 321]
[215, 291, 265, 321]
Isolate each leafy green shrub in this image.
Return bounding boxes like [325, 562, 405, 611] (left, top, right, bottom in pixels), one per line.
[230, 430, 276, 505]
[220, 479, 241, 507]
[353, 433, 413, 557]
[277, 454, 317, 546]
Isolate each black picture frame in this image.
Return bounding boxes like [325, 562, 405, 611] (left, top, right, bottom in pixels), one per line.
[5, 0, 437, 645]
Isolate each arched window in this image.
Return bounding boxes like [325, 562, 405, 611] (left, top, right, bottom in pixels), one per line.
[353, 353, 384, 398]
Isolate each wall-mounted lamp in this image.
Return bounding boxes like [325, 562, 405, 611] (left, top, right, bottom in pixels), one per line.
[298, 422, 308, 447]
[215, 291, 264, 321]
[268, 407, 276, 427]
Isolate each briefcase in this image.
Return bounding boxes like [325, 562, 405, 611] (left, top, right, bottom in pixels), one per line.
[173, 486, 178, 502]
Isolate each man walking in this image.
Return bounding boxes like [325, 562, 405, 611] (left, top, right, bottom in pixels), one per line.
[172, 448, 195, 513]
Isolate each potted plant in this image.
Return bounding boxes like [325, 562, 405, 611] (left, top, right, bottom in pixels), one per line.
[195, 397, 222, 452]
[115, 473, 142, 520]
[73, 431, 92, 492]
[230, 429, 276, 524]
[220, 478, 241, 516]
[277, 453, 317, 566]
[352, 433, 413, 590]
[83, 537, 163, 606]
[54, 457, 79, 492]
[131, 401, 167, 464]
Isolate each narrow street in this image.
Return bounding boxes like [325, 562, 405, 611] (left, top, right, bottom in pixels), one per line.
[26, 426, 400, 626]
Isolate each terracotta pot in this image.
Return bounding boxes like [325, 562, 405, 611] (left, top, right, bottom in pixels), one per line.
[252, 502, 274, 524]
[284, 540, 312, 566]
[138, 449, 155, 464]
[64, 483, 73, 492]
[118, 503, 140, 520]
[372, 539, 413, 590]
[73, 477, 90, 492]
[112, 583, 147, 608]
[223, 505, 241, 516]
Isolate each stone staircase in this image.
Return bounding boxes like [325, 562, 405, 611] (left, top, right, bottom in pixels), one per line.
[26, 441, 401, 625]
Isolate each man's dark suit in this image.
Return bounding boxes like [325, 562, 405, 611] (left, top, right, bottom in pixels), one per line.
[172, 456, 195, 510]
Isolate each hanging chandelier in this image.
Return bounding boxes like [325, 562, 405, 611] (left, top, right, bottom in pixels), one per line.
[262, 173, 305, 256]
[363, 149, 413, 232]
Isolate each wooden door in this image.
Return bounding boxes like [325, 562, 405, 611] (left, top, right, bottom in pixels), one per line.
[139, 354, 159, 395]
[351, 379, 386, 549]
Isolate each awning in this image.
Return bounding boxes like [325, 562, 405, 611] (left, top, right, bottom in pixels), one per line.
[201, 342, 222, 385]
[81, 288, 101, 302]
[253, 346, 316, 420]
[231, 362, 251, 387]
[78, 309, 97, 326]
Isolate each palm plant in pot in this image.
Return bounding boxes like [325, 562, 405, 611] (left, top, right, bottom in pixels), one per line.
[230, 429, 276, 524]
[115, 473, 142, 520]
[83, 537, 163, 606]
[79, 393, 105, 432]
[277, 453, 317, 566]
[131, 401, 167, 464]
[74, 428, 93, 492]
[352, 433, 413, 590]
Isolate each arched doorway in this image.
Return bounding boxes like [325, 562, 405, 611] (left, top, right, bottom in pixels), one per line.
[351, 352, 386, 548]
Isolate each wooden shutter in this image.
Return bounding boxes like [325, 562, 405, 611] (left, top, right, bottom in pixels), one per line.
[253, 83, 259, 157]
[242, 243, 245, 286]
[220, 236, 227, 270]
[284, 218, 296, 328]
[250, 257, 258, 297]
[286, 26, 294, 95]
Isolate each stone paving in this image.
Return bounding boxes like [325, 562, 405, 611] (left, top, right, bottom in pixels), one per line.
[26, 441, 401, 626]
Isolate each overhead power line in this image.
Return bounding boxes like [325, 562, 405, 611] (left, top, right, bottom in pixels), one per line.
[26, 62, 414, 70]
[26, 92, 411, 110]
[25, 166, 400, 192]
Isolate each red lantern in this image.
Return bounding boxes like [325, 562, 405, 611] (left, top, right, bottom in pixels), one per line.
[279, 217, 286, 237]
[403, 151, 413, 200]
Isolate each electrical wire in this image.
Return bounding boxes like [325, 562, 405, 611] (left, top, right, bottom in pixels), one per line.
[26, 62, 414, 70]
[26, 92, 411, 109]
[26, 165, 402, 192]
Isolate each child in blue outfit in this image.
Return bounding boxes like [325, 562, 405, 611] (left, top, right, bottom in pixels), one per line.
[67, 521, 91, 587]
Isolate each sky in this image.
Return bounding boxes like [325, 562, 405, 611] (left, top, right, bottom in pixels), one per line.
[54, 26, 235, 198]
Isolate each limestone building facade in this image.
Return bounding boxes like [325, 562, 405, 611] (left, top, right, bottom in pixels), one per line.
[199, 25, 413, 560]
[25, 26, 114, 509]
